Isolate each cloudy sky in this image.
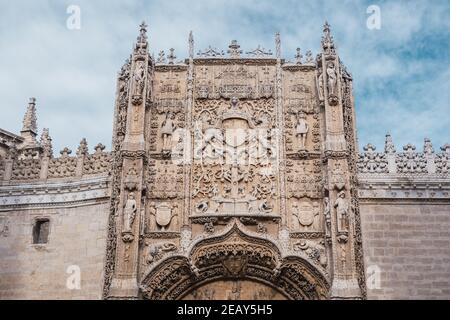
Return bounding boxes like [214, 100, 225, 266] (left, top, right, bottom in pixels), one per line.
[0, 0, 449, 154]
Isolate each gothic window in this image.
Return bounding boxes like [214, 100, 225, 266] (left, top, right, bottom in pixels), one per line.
[32, 219, 50, 244]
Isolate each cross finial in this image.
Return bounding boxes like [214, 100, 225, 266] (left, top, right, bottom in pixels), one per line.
[22, 97, 38, 134]
[139, 21, 148, 39]
[167, 48, 176, 64]
[324, 21, 331, 33]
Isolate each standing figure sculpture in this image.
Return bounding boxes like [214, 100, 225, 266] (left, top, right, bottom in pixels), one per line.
[133, 62, 146, 97]
[161, 112, 175, 152]
[317, 70, 324, 101]
[123, 193, 137, 233]
[296, 112, 309, 150]
[326, 62, 337, 96]
[324, 197, 331, 239]
[334, 191, 349, 233]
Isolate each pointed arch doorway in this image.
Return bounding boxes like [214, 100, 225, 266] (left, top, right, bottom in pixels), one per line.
[140, 223, 330, 300]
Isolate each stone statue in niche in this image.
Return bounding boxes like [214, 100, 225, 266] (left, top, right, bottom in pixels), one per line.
[161, 112, 176, 153]
[324, 197, 332, 239]
[326, 62, 337, 96]
[123, 193, 137, 233]
[296, 112, 309, 150]
[334, 191, 349, 234]
[133, 61, 146, 97]
[317, 70, 324, 101]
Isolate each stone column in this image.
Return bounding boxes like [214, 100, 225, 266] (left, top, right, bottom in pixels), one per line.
[320, 22, 362, 299]
[109, 22, 151, 299]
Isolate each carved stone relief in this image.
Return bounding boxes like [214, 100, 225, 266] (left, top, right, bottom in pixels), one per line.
[83, 144, 111, 175]
[148, 202, 178, 232]
[286, 160, 322, 199]
[357, 144, 388, 173]
[147, 160, 184, 199]
[48, 148, 77, 179]
[396, 144, 427, 174]
[144, 241, 178, 264]
[293, 240, 327, 268]
[148, 99, 185, 154]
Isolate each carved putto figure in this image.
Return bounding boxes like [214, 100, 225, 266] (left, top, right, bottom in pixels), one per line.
[161, 112, 176, 152]
[326, 62, 337, 96]
[296, 112, 309, 150]
[334, 191, 349, 233]
[123, 193, 137, 233]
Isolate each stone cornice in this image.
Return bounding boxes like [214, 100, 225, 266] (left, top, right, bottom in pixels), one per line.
[358, 173, 450, 200]
[191, 58, 282, 66]
[282, 63, 316, 72]
[0, 176, 110, 210]
[155, 64, 188, 72]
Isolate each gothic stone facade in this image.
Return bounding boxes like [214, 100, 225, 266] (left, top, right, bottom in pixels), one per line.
[1, 23, 449, 300]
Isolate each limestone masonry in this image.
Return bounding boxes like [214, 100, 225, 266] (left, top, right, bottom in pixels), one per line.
[0, 23, 449, 300]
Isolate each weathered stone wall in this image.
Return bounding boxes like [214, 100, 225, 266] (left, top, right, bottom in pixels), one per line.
[360, 202, 450, 300]
[0, 202, 109, 300]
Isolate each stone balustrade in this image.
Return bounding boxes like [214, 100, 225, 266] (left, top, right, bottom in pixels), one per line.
[0, 139, 111, 184]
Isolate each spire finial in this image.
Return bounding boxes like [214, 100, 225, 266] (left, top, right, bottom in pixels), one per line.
[22, 97, 37, 134]
[40, 128, 53, 158]
[385, 133, 396, 154]
[189, 31, 194, 59]
[275, 32, 281, 59]
[134, 21, 148, 54]
[295, 48, 303, 64]
[138, 21, 148, 43]
[167, 48, 176, 64]
[322, 21, 336, 55]
[77, 138, 88, 156]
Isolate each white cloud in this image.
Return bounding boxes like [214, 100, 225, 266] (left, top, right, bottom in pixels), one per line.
[0, 0, 448, 153]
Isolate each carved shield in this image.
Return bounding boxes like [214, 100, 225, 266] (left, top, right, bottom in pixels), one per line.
[155, 204, 172, 228]
[298, 203, 314, 227]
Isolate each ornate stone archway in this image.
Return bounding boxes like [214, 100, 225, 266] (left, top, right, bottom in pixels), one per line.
[140, 224, 329, 300]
